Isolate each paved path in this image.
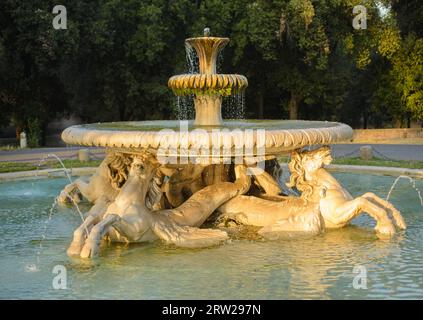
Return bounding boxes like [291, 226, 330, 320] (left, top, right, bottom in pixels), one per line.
[331, 144, 423, 161]
[0, 147, 105, 162]
[0, 144, 422, 162]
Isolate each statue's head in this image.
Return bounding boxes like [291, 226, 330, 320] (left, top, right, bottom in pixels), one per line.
[296, 146, 332, 173]
[106, 152, 133, 190]
[130, 153, 158, 180]
[287, 146, 332, 199]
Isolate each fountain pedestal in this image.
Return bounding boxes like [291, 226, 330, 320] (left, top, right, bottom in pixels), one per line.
[194, 95, 222, 126]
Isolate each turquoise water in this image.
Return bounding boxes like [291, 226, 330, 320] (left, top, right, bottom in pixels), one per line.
[0, 173, 422, 299]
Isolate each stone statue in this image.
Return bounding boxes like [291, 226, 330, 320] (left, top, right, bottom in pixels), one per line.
[60, 151, 251, 258]
[59, 146, 406, 258]
[219, 146, 406, 238]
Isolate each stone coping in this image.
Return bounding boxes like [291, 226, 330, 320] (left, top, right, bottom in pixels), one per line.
[62, 120, 353, 155]
[0, 167, 96, 182]
[1, 165, 422, 182]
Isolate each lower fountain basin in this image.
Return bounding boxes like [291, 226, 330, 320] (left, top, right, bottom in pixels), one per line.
[62, 120, 353, 157]
[0, 172, 422, 299]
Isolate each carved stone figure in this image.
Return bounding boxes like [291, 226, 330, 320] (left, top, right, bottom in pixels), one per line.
[219, 146, 406, 238]
[58, 151, 132, 256]
[62, 151, 251, 258]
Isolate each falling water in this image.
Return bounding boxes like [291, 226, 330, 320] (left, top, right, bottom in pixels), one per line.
[386, 175, 423, 207]
[175, 42, 246, 121]
[173, 44, 198, 119]
[185, 43, 199, 74]
[27, 153, 88, 270]
[240, 91, 246, 119]
[36, 153, 85, 224]
[176, 95, 195, 120]
[223, 92, 245, 120]
[37, 153, 73, 184]
[35, 197, 59, 265]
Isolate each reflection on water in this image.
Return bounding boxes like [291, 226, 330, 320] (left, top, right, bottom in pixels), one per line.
[0, 173, 422, 299]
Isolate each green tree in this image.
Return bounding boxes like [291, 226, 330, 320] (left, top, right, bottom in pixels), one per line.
[0, 0, 77, 143]
[66, 0, 190, 123]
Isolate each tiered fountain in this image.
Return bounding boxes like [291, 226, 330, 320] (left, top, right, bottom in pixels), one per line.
[60, 29, 405, 258]
[168, 28, 248, 125]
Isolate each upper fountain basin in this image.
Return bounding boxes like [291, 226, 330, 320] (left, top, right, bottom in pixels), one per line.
[185, 37, 229, 74]
[62, 120, 353, 157]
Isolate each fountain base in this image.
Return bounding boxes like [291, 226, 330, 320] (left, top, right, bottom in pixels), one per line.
[59, 146, 406, 258]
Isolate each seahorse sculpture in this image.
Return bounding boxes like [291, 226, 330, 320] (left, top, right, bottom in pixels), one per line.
[61, 152, 251, 258]
[218, 146, 406, 238]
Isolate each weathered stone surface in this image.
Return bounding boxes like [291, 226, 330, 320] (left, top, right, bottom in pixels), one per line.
[78, 148, 91, 162]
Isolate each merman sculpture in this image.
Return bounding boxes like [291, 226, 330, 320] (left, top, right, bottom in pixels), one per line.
[59, 29, 405, 258]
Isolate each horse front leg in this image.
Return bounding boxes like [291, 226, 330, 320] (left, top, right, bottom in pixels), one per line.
[58, 182, 80, 205]
[67, 215, 96, 256]
[67, 199, 110, 257]
[58, 178, 93, 205]
[80, 214, 121, 258]
[323, 197, 396, 236]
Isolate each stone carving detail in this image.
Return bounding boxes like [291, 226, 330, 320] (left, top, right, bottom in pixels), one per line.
[60, 146, 406, 258]
[60, 151, 250, 258]
[61, 121, 353, 153]
[219, 146, 406, 238]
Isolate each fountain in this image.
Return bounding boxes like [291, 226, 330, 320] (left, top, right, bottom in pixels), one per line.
[168, 30, 247, 125]
[59, 29, 406, 258]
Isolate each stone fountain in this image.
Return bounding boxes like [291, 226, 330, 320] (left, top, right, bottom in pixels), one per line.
[59, 29, 406, 258]
[168, 30, 247, 125]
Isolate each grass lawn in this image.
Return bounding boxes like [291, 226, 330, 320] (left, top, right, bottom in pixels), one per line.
[0, 162, 38, 173]
[0, 145, 19, 151]
[0, 159, 102, 173]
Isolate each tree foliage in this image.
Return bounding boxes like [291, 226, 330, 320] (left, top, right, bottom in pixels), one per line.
[0, 0, 422, 146]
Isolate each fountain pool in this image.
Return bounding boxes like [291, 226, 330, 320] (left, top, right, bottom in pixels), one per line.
[1, 173, 422, 299]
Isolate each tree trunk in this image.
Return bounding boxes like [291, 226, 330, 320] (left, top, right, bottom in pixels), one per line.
[289, 93, 300, 120]
[15, 126, 22, 140]
[119, 102, 126, 121]
[393, 117, 402, 128]
[363, 113, 368, 129]
[362, 103, 368, 129]
[40, 119, 48, 146]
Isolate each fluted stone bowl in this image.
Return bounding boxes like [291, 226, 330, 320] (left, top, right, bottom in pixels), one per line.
[62, 120, 353, 157]
[168, 74, 248, 96]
